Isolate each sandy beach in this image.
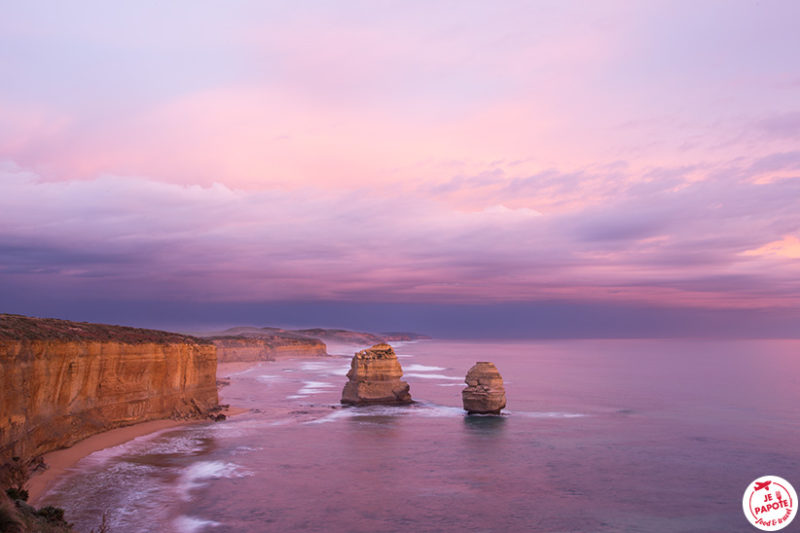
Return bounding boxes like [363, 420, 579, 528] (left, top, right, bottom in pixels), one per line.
[27, 419, 190, 504]
[27, 363, 257, 505]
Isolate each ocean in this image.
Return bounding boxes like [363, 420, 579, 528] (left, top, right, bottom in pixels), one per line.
[39, 339, 800, 532]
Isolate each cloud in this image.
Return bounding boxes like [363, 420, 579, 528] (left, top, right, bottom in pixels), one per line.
[2, 154, 800, 309]
[742, 235, 800, 260]
[1, 2, 799, 317]
[757, 112, 800, 140]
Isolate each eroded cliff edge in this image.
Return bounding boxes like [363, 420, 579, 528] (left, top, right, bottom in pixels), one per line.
[0, 314, 218, 464]
[201, 326, 430, 363]
[208, 332, 327, 362]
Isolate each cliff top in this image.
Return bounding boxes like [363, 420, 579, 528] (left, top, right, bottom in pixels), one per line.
[198, 326, 430, 344]
[0, 314, 212, 344]
[354, 343, 396, 359]
[208, 333, 325, 347]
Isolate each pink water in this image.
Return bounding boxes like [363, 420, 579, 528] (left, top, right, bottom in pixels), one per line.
[41, 340, 800, 532]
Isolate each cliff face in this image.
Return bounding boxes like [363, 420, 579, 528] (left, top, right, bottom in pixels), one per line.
[462, 362, 506, 414]
[202, 326, 429, 357]
[210, 335, 327, 363]
[0, 315, 218, 463]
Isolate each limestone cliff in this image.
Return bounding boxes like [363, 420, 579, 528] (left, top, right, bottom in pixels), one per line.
[209, 334, 327, 362]
[341, 343, 412, 405]
[200, 326, 428, 360]
[0, 314, 218, 464]
[462, 362, 506, 414]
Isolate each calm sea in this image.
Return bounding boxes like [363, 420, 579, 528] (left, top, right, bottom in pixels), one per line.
[40, 339, 800, 532]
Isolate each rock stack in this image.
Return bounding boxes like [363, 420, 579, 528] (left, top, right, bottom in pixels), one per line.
[462, 362, 506, 414]
[341, 343, 413, 405]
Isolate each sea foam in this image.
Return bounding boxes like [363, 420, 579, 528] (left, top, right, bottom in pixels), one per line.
[177, 461, 252, 501]
[405, 373, 463, 381]
[404, 363, 446, 372]
[174, 515, 221, 533]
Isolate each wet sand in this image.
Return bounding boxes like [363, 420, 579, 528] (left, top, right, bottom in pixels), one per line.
[27, 419, 191, 504]
[28, 363, 258, 504]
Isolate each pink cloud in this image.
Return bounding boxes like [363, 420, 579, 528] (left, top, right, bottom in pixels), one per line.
[1, 1, 799, 318]
[1, 160, 799, 309]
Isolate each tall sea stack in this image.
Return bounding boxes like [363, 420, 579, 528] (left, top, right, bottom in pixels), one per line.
[341, 343, 412, 405]
[462, 362, 506, 414]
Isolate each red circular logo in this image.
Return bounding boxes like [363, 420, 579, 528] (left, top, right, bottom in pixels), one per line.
[743, 476, 797, 531]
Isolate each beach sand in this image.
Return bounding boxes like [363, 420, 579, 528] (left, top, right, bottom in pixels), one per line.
[28, 363, 258, 504]
[27, 419, 189, 504]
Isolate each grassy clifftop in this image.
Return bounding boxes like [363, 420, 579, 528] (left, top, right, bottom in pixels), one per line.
[0, 314, 211, 345]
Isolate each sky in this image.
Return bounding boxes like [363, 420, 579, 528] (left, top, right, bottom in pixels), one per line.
[1, 1, 800, 337]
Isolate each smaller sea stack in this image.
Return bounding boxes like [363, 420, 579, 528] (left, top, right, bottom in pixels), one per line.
[462, 362, 507, 414]
[341, 343, 412, 405]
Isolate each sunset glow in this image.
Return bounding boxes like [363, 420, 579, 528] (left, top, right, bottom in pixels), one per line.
[2, 1, 799, 335]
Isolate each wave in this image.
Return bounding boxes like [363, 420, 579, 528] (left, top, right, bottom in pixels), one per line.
[299, 361, 352, 376]
[174, 515, 221, 533]
[177, 461, 252, 502]
[287, 380, 337, 399]
[405, 373, 463, 381]
[306, 403, 587, 424]
[404, 363, 446, 372]
[307, 402, 465, 424]
[78, 431, 207, 468]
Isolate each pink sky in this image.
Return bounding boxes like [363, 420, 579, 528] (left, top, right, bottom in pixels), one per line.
[1, 1, 799, 331]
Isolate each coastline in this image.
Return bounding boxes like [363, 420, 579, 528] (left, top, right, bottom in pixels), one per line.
[26, 359, 293, 505]
[27, 418, 190, 504]
[28, 408, 251, 505]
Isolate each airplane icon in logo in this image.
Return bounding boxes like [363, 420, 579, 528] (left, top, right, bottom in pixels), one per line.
[754, 481, 772, 491]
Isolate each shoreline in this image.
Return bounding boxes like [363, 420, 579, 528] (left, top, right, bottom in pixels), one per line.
[26, 358, 303, 505]
[28, 401, 253, 505]
[27, 418, 190, 504]
[28, 404, 249, 505]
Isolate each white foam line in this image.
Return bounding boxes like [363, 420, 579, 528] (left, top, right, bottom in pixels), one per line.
[404, 364, 446, 372]
[77, 428, 199, 466]
[300, 362, 352, 376]
[405, 373, 463, 381]
[299, 380, 335, 392]
[174, 515, 221, 533]
[306, 403, 465, 424]
[513, 411, 587, 418]
[177, 461, 252, 502]
[289, 381, 337, 398]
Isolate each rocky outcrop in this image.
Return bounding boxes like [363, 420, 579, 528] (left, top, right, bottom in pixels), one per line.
[210, 335, 327, 363]
[293, 328, 430, 345]
[1, 493, 74, 533]
[462, 362, 506, 414]
[200, 326, 429, 355]
[0, 314, 218, 464]
[341, 343, 412, 405]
